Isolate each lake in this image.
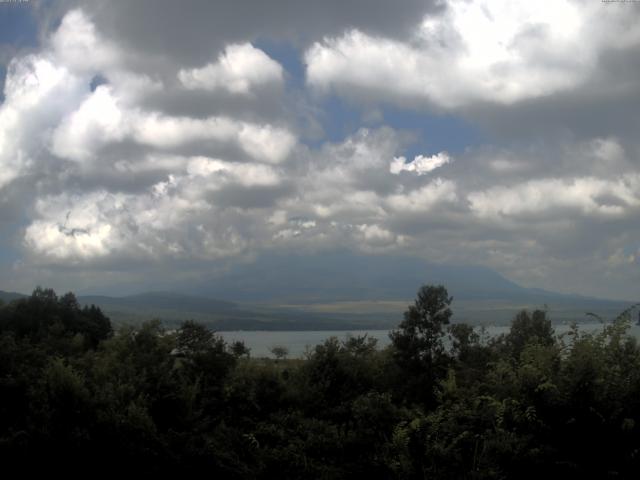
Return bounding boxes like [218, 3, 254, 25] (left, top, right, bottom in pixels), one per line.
[220, 323, 640, 358]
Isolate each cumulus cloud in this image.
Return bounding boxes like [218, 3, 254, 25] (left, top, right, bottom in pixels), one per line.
[273, 218, 318, 240]
[51, 85, 296, 163]
[306, 0, 640, 108]
[390, 152, 451, 175]
[386, 179, 458, 213]
[0, 56, 83, 187]
[2, 2, 640, 300]
[50, 9, 119, 73]
[22, 125, 463, 264]
[468, 176, 640, 220]
[178, 43, 283, 95]
[50, 85, 126, 161]
[0, 9, 297, 265]
[0, 8, 164, 187]
[24, 184, 250, 264]
[24, 192, 131, 262]
[356, 223, 404, 249]
[49, 9, 162, 100]
[186, 157, 281, 187]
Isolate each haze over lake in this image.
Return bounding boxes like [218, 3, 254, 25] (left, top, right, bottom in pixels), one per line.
[221, 323, 640, 358]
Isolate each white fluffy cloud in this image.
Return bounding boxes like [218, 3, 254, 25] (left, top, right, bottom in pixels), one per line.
[0, 9, 297, 264]
[50, 9, 120, 73]
[386, 179, 458, 213]
[2, 3, 640, 299]
[186, 157, 281, 187]
[468, 176, 640, 220]
[178, 43, 283, 95]
[24, 126, 463, 263]
[357, 223, 400, 247]
[24, 181, 250, 264]
[306, 0, 640, 108]
[50, 85, 127, 161]
[0, 9, 164, 186]
[390, 152, 450, 175]
[49, 9, 162, 99]
[0, 9, 296, 194]
[51, 84, 296, 163]
[24, 192, 130, 262]
[0, 54, 90, 188]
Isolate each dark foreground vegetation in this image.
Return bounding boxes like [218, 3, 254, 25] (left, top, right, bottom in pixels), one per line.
[1, 286, 639, 478]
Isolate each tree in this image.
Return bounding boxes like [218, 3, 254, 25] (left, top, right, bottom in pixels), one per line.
[448, 323, 478, 358]
[0, 288, 112, 351]
[229, 340, 251, 358]
[502, 309, 554, 359]
[270, 345, 289, 361]
[175, 320, 236, 412]
[176, 320, 217, 356]
[390, 285, 453, 406]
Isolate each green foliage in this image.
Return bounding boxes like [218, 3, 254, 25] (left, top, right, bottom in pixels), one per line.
[0, 287, 112, 350]
[391, 285, 453, 365]
[501, 309, 555, 358]
[390, 285, 453, 407]
[1, 286, 640, 478]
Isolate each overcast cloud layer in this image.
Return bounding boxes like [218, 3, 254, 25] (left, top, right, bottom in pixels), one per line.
[0, 0, 639, 300]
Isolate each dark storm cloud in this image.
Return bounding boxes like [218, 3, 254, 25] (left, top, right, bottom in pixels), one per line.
[78, 0, 442, 65]
[209, 183, 295, 210]
[463, 65, 640, 148]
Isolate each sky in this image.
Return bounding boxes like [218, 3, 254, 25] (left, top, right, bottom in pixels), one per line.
[0, 0, 639, 301]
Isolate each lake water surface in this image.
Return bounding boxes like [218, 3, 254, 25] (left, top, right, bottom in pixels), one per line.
[220, 323, 640, 358]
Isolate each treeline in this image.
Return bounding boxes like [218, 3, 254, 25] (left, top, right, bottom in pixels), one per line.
[1, 286, 640, 478]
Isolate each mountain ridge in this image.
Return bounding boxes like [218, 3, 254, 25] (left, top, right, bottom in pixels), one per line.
[0, 253, 633, 329]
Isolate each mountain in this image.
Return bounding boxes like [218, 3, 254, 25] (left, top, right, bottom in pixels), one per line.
[1, 252, 634, 328]
[190, 252, 624, 305]
[189, 252, 525, 303]
[0, 290, 26, 303]
[186, 252, 632, 325]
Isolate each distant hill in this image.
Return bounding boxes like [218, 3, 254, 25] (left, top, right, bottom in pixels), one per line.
[79, 291, 237, 315]
[0, 288, 384, 330]
[76, 292, 388, 331]
[0, 290, 26, 303]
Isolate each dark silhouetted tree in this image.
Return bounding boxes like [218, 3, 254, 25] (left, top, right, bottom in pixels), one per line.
[502, 309, 554, 358]
[390, 284, 453, 406]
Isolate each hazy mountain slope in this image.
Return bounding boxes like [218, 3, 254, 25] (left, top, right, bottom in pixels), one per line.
[76, 292, 388, 330]
[79, 292, 237, 315]
[1, 252, 634, 329]
[191, 252, 626, 306]
[0, 290, 26, 303]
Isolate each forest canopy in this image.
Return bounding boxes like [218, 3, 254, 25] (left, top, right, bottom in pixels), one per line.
[0, 285, 639, 478]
